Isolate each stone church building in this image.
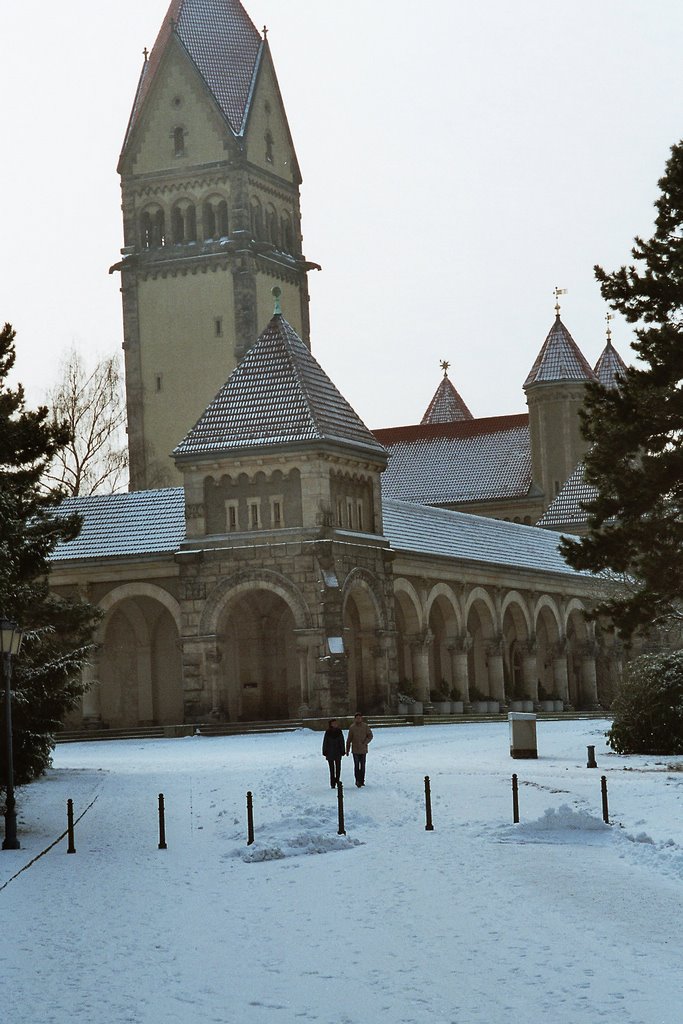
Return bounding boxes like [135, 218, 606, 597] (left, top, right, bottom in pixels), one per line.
[52, 0, 628, 729]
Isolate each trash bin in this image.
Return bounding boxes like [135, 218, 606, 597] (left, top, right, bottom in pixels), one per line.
[508, 712, 537, 759]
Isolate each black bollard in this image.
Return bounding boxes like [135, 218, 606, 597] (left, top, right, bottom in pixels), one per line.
[67, 798, 76, 854]
[512, 773, 520, 823]
[587, 745, 598, 769]
[246, 790, 255, 846]
[158, 793, 168, 850]
[601, 775, 609, 824]
[424, 776, 434, 831]
[337, 780, 346, 836]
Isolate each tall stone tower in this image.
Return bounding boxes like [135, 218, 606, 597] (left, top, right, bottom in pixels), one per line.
[524, 311, 597, 509]
[113, 0, 318, 490]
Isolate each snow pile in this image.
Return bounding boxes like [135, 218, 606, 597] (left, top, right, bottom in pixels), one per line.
[224, 805, 363, 862]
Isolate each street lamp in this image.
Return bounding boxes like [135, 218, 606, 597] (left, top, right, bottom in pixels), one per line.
[1, 618, 23, 851]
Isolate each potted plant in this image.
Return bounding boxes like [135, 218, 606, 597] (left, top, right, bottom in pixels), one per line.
[469, 686, 489, 714]
[397, 683, 416, 715]
[430, 687, 451, 715]
[449, 686, 464, 714]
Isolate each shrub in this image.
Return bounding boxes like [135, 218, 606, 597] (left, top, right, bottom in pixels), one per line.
[607, 651, 683, 755]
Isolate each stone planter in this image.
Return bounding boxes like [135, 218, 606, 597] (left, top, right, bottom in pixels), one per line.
[539, 700, 555, 712]
[435, 700, 451, 714]
[487, 701, 500, 714]
[554, 700, 564, 712]
[511, 700, 534, 713]
[398, 702, 410, 715]
[412, 701, 423, 715]
[451, 701, 464, 714]
[471, 700, 489, 713]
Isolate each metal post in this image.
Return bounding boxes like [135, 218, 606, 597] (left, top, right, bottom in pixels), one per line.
[2, 652, 19, 850]
[337, 780, 346, 836]
[67, 798, 76, 854]
[601, 775, 609, 824]
[424, 775, 434, 831]
[246, 790, 254, 846]
[586, 745, 597, 768]
[512, 773, 520, 823]
[158, 793, 167, 850]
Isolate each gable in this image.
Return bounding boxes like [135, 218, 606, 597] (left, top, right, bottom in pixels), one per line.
[121, 37, 234, 177]
[243, 46, 301, 184]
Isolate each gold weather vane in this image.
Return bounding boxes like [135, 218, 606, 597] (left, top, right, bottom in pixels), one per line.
[605, 312, 613, 344]
[440, 359, 450, 377]
[553, 286, 568, 317]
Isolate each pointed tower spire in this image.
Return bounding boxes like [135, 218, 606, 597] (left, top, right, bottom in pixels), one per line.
[594, 314, 628, 389]
[421, 361, 473, 424]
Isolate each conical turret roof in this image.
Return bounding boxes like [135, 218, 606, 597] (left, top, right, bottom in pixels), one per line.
[122, 0, 263, 154]
[173, 315, 387, 461]
[421, 371, 473, 424]
[594, 339, 628, 389]
[524, 316, 596, 389]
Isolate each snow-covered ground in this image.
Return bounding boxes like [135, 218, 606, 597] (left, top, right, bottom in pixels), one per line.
[2, 719, 681, 1024]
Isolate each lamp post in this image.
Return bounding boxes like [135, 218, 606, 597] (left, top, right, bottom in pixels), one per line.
[1, 618, 23, 851]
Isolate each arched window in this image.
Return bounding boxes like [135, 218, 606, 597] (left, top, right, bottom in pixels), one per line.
[217, 200, 229, 237]
[140, 206, 165, 248]
[173, 126, 185, 156]
[266, 203, 279, 246]
[172, 206, 184, 244]
[203, 201, 216, 240]
[186, 204, 197, 242]
[280, 212, 294, 253]
[250, 197, 264, 240]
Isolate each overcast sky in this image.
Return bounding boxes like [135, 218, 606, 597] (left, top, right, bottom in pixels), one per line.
[3, 1, 683, 431]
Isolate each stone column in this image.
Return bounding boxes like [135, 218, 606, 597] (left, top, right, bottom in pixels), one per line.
[373, 632, 393, 710]
[410, 632, 432, 705]
[521, 639, 538, 700]
[206, 647, 223, 718]
[552, 639, 570, 703]
[295, 635, 314, 717]
[486, 638, 505, 702]
[579, 641, 600, 709]
[447, 636, 471, 703]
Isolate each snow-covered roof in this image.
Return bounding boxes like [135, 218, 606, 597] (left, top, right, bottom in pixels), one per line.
[373, 415, 532, 505]
[51, 489, 185, 561]
[383, 498, 585, 577]
[174, 314, 387, 461]
[536, 463, 597, 531]
[421, 373, 473, 424]
[524, 316, 596, 388]
[594, 340, 628, 389]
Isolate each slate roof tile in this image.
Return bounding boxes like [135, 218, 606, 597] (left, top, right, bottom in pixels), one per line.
[51, 489, 186, 561]
[421, 374, 473, 424]
[594, 340, 628, 389]
[373, 415, 531, 504]
[174, 315, 387, 459]
[524, 316, 596, 388]
[536, 463, 596, 530]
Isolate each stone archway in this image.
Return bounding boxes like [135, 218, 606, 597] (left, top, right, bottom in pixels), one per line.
[501, 594, 533, 701]
[465, 590, 501, 700]
[393, 580, 423, 698]
[343, 582, 384, 714]
[96, 592, 183, 728]
[219, 588, 300, 722]
[565, 602, 599, 709]
[427, 588, 461, 698]
[535, 598, 566, 702]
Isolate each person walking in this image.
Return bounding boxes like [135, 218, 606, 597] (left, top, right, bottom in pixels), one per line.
[345, 712, 373, 787]
[322, 718, 346, 788]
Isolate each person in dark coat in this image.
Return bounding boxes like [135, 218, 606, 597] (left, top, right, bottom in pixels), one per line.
[322, 718, 346, 788]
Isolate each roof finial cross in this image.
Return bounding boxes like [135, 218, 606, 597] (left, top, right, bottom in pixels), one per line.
[143, 46, 149, 62]
[606, 311, 613, 345]
[263, 24, 268, 39]
[440, 359, 450, 377]
[553, 286, 567, 318]
[272, 286, 282, 316]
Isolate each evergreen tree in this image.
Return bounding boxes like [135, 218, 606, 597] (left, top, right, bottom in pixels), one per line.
[561, 141, 683, 636]
[0, 323, 100, 786]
